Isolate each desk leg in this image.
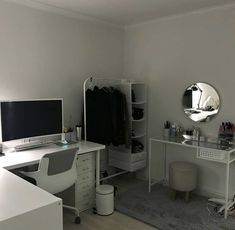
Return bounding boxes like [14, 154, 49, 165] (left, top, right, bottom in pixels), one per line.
[96, 150, 100, 187]
[224, 159, 230, 219]
[148, 139, 152, 193]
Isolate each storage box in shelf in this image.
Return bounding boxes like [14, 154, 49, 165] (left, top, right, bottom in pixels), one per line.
[132, 117, 145, 122]
[109, 149, 146, 162]
[131, 133, 146, 139]
[131, 83, 146, 103]
[109, 157, 146, 172]
[132, 101, 146, 106]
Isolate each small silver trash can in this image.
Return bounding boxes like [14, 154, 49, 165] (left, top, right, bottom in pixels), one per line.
[96, 185, 114, 215]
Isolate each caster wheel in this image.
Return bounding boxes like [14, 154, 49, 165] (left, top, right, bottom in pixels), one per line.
[93, 207, 97, 214]
[103, 170, 108, 178]
[75, 216, 81, 224]
[114, 186, 118, 196]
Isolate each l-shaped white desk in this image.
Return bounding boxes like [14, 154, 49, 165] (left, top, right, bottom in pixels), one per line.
[0, 141, 105, 230]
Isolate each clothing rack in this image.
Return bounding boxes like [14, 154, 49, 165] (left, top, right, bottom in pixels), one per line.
[83, 77, 131, 180]
[83, 77, 130, 140]
[83, 77, 147, 174]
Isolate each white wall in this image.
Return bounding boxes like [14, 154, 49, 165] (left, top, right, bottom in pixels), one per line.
[0, 1, 124, 128]
[124, 5, 235, 197]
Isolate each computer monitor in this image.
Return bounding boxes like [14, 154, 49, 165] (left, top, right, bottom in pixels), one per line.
[0, 99, 63, 142]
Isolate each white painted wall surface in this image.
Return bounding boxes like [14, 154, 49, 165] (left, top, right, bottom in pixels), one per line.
[124, 5, 235, 197]
[0, 1, 124, 127]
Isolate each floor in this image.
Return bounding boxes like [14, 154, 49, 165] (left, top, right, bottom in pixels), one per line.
[64, 173, 157, 230]
[63, 209, 157, 230]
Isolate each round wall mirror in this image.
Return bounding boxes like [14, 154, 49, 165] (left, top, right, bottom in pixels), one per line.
[182, 83, 220, 122]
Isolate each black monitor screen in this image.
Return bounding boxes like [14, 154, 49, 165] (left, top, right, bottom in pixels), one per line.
[1, 100, 63, 142]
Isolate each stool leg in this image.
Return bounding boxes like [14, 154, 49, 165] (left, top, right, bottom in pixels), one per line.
[171, 189, 177, 200]
[185, 191, 190, 202]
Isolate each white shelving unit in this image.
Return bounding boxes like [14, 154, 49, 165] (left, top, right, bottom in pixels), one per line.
[83, 78, 147, 173]
[109, 81, 147, 172]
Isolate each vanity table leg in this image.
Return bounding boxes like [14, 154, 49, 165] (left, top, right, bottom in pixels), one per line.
[96, 150, 100, 187]
[164, 143, 167, 183]
[148, 139, 152, 192]
[224, 159, 230, 219]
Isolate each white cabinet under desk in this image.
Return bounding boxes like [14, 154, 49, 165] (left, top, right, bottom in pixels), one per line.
[148, 136, 235, 219]
[76, 152, 95, 211]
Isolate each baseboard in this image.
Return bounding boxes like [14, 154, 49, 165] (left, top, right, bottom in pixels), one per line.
[194, 186, 231, 199]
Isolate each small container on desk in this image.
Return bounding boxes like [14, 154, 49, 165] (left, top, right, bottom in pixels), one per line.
[163, 128, 170, 137]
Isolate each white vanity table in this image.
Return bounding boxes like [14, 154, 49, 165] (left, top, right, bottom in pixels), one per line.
[148, 136, 235, 219]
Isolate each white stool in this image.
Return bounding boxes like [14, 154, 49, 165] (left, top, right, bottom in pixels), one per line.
[96, 185, 114, 215]
[169, 161, 197, 201]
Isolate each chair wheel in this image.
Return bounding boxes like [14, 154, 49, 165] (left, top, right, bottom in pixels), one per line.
[75, 216, 81, 224]
[93, 207, 97, 214]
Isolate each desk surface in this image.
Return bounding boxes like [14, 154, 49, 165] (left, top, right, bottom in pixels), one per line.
[0, 140, 105, 170]
[0, 167, 61, 222]
[0, 140, 105, 223]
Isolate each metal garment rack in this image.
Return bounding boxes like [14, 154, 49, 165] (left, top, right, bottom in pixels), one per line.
[83, 77, 131, 180]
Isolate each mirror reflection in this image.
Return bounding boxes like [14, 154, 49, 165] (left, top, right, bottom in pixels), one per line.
[183, 83, 220, 122]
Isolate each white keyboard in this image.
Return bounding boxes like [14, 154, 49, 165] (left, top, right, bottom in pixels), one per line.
[197, 148, 226, 162]
[15, 140, 54, 151]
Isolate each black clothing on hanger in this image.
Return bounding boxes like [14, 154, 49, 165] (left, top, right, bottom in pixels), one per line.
[86, 86, 129, 146]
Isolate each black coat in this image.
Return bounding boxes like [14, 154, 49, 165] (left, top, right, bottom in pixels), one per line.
[86, 87, 128, 146]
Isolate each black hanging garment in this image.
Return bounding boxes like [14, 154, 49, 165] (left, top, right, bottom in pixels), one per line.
[86, 86, 128, 146]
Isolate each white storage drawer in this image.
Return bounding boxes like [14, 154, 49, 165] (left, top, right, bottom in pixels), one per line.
[131, 152, 147, 162]
[77, 181, 95, 194]
[77, 171, 95, 184]
[76, 196, 95, 212]
[77, 152, 95, 175]
[77, 164, 93, 175]
[77, 189, 95, 202]
[77, 152, 93, 165]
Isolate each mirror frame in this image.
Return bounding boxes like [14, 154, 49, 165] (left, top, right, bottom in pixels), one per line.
[182, 82, 221, 123]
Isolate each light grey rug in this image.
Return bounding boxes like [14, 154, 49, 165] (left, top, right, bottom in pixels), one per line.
[115, 183, 235, 230]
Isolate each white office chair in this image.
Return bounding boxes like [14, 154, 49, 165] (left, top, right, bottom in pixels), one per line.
[20, 148, 80, 224]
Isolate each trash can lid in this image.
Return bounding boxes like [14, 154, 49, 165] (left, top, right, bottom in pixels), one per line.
[96, 185, 114, 195]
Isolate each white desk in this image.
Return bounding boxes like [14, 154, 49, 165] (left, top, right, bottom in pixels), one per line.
[148, 137, 235, 219]
[0, 140, 105, 229]
[0, 168, 62, 230]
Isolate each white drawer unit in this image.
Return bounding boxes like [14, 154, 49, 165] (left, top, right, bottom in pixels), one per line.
[76, 196, 95, 212]
[77, 171, 95, 184]
[197, 148, 227, 162]
[76, 181, 95, 211]
[77, 153, 95, 175]
[76, 152, 95, 212]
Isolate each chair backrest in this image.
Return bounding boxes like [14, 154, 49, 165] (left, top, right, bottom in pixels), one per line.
[34, 148, 78, 194]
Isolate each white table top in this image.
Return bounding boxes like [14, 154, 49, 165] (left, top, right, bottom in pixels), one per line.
[150, 136, 235, 153]
[0, 168, 61, 222]
[0, 140, 105, 170]
[0, 140, 105, 223]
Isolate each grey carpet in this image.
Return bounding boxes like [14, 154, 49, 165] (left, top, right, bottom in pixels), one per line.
[115, 183, 235, 230]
